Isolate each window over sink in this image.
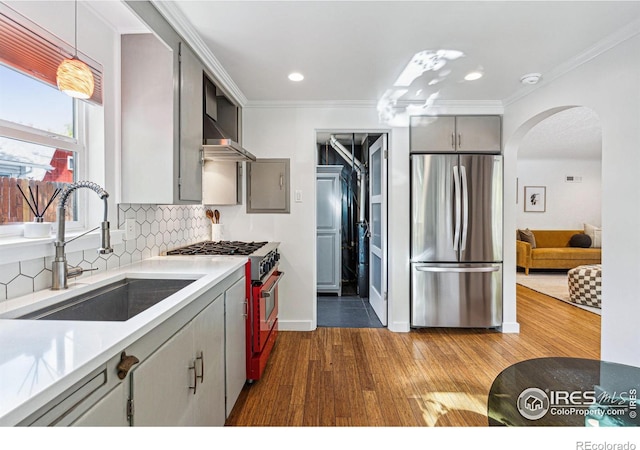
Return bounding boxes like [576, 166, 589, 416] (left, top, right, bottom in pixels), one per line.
[0, 63, 82, 232]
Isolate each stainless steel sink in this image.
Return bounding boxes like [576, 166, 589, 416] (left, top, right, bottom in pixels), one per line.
[18, 278, 195, 321]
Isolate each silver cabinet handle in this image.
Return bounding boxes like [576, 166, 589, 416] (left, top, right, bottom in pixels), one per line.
[451, 133, 455, 149]
[457, 133, 462, 149]
[243, 300, 248, 318]
[189, 363, 197, 395]
[196, 351, 204, 383]
[279, 174, 284, 189]
[260, 271, 285, 298]
[415, 266, 500, 273]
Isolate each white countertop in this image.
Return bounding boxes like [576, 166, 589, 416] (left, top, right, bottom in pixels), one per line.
[0, 255, 247, 426]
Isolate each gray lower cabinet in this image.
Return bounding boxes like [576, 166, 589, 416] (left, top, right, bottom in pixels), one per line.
[71, 384, 128, 426]
[316, 166, 342, 295]
[129, 293, 226, 426]
[23, 268, 246, 427]
[410, 115, 501, 152]
[224, 276, 247, 417]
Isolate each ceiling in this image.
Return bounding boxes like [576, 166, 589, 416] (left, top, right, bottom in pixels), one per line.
[104, 0, 636, 159]
[164, 0, 640, 107]
[518, 107, 602, 160]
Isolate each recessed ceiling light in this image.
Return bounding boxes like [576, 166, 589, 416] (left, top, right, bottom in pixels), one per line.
[520, 73, 542, 85]
[288, 72, 304, 82]
[464, 71, 483, 81]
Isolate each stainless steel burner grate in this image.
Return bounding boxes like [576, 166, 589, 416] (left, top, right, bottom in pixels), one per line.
[166, 241, 268, 256]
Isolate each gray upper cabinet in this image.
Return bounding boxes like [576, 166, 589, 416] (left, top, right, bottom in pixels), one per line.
[121, 33, 177, 204]
[121, 2, 204, 205]
[246, 159, 290, 213]
[410, 115, 501, 153]
[179, 42, 203, 202]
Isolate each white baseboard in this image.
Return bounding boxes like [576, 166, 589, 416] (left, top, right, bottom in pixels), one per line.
[388, 321, 410, 332]
[500, 321, 521, 333]
[278, 320, 314, 331]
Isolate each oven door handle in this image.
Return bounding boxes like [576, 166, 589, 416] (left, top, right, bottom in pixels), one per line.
[260, 271, 284, 298]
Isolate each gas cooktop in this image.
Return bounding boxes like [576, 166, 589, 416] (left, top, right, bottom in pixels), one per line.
[166, 241, 268, 256]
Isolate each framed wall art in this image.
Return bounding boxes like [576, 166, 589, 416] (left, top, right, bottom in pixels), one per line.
[524, 186, 546, 212]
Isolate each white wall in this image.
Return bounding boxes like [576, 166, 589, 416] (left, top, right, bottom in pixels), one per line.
[217, 104, 512, 334]
[504, 34, 640, 367]
[210, 106, 415, 332]
[516, 158, 601, 229]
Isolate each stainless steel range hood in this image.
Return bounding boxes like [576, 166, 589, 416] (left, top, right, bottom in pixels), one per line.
[202, 139, 257, 162]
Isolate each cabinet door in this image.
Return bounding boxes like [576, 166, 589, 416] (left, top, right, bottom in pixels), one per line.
[179, 42, 203, 202]
[316, 167, 342, 294]
[247, 159, 290, 213]
[225, 277, 247, 417]
[410, 116, 456, 152]
[121, 33, 175, 204]
[192, 294, 226, 426]
[455, 116, 501, 152]
[71, 384, 128, 427]
[130, 323, 195, 426]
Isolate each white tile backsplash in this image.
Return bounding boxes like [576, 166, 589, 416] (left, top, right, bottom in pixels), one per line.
[0, 263, 20, 284]
[0, 204, 211, 302]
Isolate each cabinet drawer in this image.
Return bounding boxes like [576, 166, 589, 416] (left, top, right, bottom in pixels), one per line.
[23, 366, 109, 426]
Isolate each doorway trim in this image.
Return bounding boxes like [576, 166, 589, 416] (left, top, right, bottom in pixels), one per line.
[314, 128, 390, 329]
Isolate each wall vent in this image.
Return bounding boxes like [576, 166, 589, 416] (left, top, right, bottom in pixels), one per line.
[565, 176, 582, 183]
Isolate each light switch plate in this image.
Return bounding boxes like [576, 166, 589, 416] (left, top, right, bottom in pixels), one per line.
[295, 190, 303, 203]
[125, 218, 136, 240]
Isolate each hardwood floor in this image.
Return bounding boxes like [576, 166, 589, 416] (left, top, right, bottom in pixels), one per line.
[225, 285, 601, 427]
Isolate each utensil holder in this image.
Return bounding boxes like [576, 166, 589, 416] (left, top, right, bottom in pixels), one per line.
[211, 224, 224, 241]
[24, 221, 52, 238]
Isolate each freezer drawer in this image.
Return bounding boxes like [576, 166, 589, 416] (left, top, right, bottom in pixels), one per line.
[411, 263, 502, 328]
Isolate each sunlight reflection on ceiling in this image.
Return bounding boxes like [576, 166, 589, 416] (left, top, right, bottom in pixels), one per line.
[378, 49, 465, 126]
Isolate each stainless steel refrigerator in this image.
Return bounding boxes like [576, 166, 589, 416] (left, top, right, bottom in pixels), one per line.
[410, 153, 503, 327]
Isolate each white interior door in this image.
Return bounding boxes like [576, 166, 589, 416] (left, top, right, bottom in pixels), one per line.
[369, 135, 388, 325]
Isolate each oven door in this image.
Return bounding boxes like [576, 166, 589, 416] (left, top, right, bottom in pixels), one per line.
[252, 270, 284, 353]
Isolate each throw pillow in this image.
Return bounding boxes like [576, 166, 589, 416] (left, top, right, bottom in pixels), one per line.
[584, 223, 602, 248]
[569, 233, 592, 248]
[519, 228, 536, 248]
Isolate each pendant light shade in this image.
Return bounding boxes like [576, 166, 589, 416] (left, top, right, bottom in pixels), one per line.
[57, 57, 94, 99]
[56, 0, 94, 99]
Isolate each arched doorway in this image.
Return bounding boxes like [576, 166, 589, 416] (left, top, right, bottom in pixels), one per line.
[509, 106, 603, 317]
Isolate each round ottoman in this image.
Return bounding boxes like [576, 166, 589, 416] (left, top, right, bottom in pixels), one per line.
[567, 264, 602, 308]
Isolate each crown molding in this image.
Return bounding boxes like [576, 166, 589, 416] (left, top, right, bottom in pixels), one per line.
[503, 16, 640, 106]
[150, 0, 248, 107]
[245, 99, 504, 113]
[245, 100, 378, 109]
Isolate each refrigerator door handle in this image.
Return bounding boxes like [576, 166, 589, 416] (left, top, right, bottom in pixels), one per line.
[460, 165, 469, 252]
[415, 266, 500, 273]
[452, 165, 461, 252]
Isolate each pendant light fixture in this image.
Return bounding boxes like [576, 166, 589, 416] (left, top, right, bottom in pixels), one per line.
[56, 0, 94, 99]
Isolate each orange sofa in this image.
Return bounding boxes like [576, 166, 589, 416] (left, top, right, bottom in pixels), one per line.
[516, 229, 601, 275]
